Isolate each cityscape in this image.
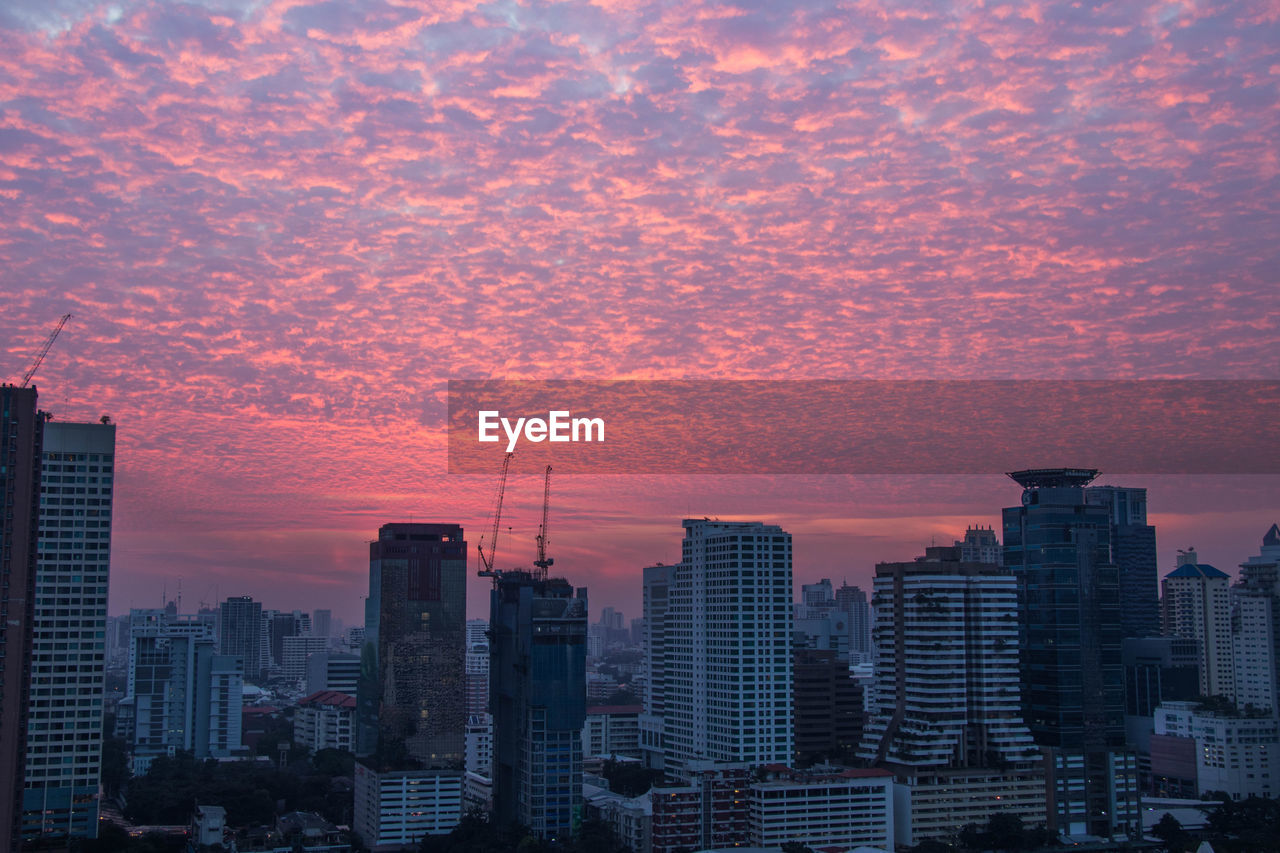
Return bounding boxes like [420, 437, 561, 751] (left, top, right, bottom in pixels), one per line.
[3, 0, 1279, 851]
[3, 383, 1279, 851]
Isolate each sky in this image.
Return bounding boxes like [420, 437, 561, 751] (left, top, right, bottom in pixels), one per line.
[1, 0, 1277, 625]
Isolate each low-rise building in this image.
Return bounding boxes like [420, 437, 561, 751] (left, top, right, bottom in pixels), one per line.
[583, 705, 642, 759]
[748, 765, 894, 852]
[294, 691, 356, 754]
[1154, 701, 1279, 800]
[353, 764, 462, 851]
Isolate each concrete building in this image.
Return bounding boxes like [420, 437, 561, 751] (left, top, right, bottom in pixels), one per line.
[644, 520, 793, 777]
[1162, 550, 1234, 701]
[125, 609, 244, 773]
[1003, 469, 1139, 840]
[1232, 524, 1280, 714]
[489, 571, 587, 840]
[305, 651, 360, 696]
[464, 713, 492, 777]
[282, 635, 330, 685]
[353, 763, 462, 848]
[1154, 701, 1279, 800]
[582, 705, 642, 759]
[354, 523, 467, 850]
[0, 386, 41, 851]
[649, 765, 750, 853]
[294, 691, 356, 753]
[858, 545, 1045, 842]
[639, 564, 671, 771]
[1122, 636, 1200, 792]
[21, 420, 115, 842]
[749, 765, 894, 851]
[835, 582, 873, 664]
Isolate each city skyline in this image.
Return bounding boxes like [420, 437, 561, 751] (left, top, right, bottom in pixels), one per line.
[1, 0, 1277, 627]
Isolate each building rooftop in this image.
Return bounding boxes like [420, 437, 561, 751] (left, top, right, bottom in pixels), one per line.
[1165, 563, 1229, 580]
[299, 690, 356, 708]
[1007, 468, 1100, 488]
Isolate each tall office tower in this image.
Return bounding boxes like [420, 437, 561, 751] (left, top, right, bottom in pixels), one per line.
[124, 609, 243, 773]
[21, 420, 115, 842]
[1161, 550, 1234, 701]
[489, 571, 587, 840]
[1003, 469, 1138, 840]
[465, 636, 489, 716]
[835, 582, 873, 664]
[1086, 485, 1159, 639]
[1232, 524, 1280, 713]
[0, 387, 41, 851]
[659, 519, 793, 776]
[312, 609, 332, 640]
[354, 523, 466, 851]
[219, 596, 264, 682]
[639, 564, 671, 770]
[857, 545, 1044, 843]
[799, 578, 834, 618]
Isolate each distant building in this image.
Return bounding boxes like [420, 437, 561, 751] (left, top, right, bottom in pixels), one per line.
[489, 571, 587, 840]
[834, 582, 873, 663]
[1122, 636, 1200, 792]
[955, 525, 1002, 565]
[125, 609, 244, 773]
[1162, 553, 1235, 701]
[221, 596, 264, 682]
[1232, 524, 1280, 713]
[295, 691, 356, 754]
[282, 635, 330, 685]
[582, 705, 642, 759]
[305, 652, 360, 696]
[465, 713, 492, 778]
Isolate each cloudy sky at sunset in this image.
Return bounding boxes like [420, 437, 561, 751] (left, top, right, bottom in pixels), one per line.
[2, 0, 1277, 624]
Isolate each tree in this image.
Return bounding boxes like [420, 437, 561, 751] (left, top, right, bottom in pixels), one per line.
[1152, 813, 1190, 852]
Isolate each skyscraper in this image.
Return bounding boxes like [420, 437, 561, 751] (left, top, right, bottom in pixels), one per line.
[1161, 550, 1234, 701]
[1002, 469, 1138, 840]
[489, 571, 587, 839]
[21, 419, 115, 842]
[1232, 524, 1280, 713]
[645, 519, 793, 776]
[1085, 485, 1159, 639]
[354, 523, 466, 850]
[219, 596, 263, 683]
[857, 545, 1045, 843]
[834, 582, 872, 663]
[0, 386, 41, 851]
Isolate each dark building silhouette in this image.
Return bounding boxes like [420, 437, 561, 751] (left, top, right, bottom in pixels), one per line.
[1003, 468, 1139, 839]
[219, 596, 263, 682]
[1122, 636, 1199, 792]
[1086, 486, 1159, 639]
[792, 648, 863, 766]
[358, 523, 466, 767]
[0, 387, 41, 852]
[490, 571, 587, 840]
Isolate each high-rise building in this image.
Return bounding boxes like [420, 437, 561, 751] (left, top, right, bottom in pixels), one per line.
[639, 563, 671, 770]
[646, 520, 793, 776]
[955, 525, 1002, 565]
[792, 647, 863, 766]
[1003, 469, 1139, 840]
[1086, 485, 1159, 639]
[1232, 524, 1280, 714]
[354, 523, 467, 851]
[1161, 550, 1234, 701]
[0, 386, 41, 851]
[311, 609, 332, 641]
[219, 596, 264, 682]
[1121, 636, 1200, 792]
[489, 571, 587, 840]
[123, 609, 244, 774]
[835, 582, 873, 664]
[21, 420, 116, 842]
[858, 545, 1044, 843]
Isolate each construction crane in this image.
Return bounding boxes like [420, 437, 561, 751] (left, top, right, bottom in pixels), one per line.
[19, 313, 71, 387]
[477, 451, 514, 578]
[533, 465, 553, 579]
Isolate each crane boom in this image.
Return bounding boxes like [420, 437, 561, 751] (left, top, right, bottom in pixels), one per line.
[534, 465, 553, 579]
[477, 452, 514, 576]
[19, 313, 71, 387]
